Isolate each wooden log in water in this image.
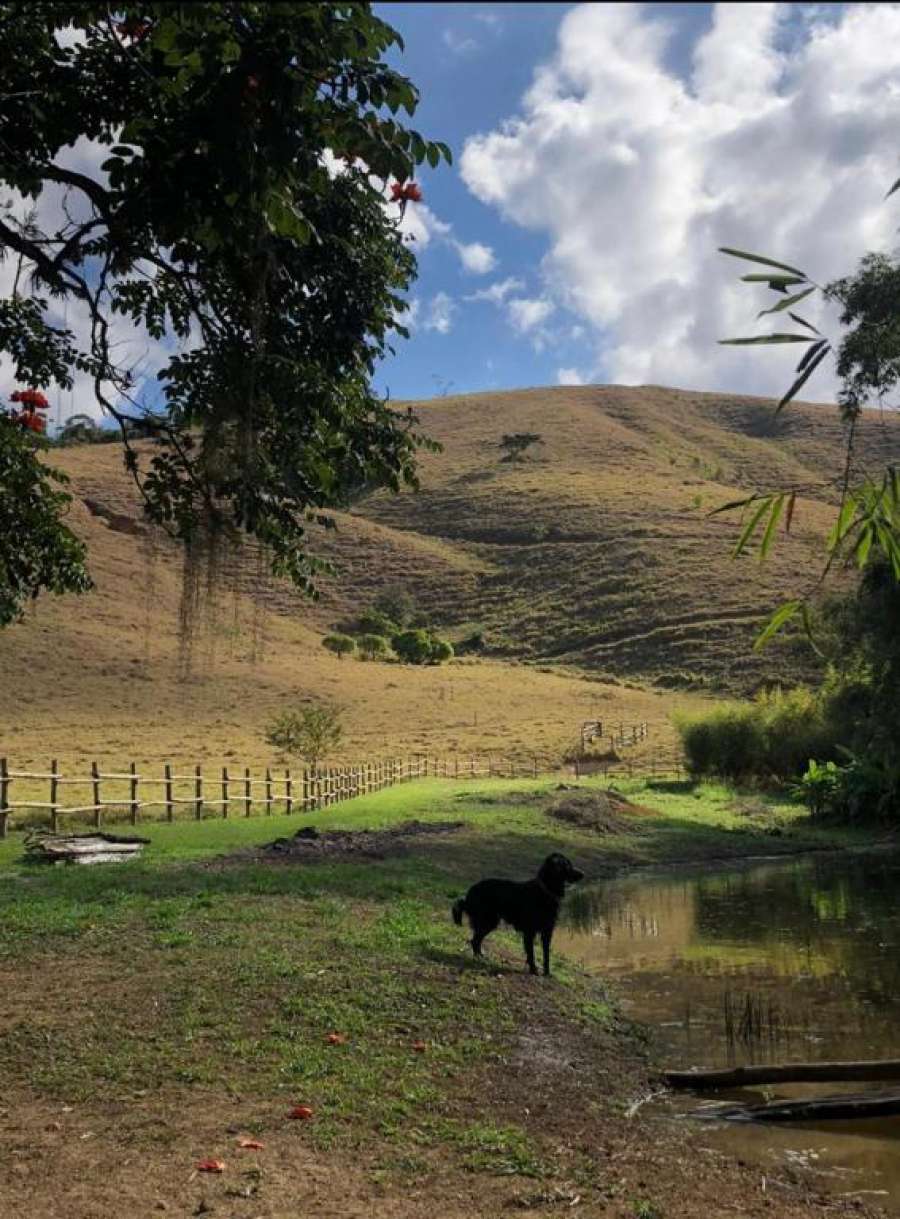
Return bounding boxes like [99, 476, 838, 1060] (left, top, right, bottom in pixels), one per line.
[700, 1089, 900, 1124]
[665, 1060, 900, 1090]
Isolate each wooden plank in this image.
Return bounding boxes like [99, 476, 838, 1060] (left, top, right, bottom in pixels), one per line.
[705, 1089, 900, 1125]
[666, 1060, 900, 1090]
[194, 764, 203, 820]
[285, 768, 293, 814]
[244, 767, 252, 818]
[265, 770, 272, 814]
[221, 766, 229, 818]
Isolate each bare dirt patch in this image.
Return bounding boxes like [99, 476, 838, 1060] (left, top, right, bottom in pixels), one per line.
[214, 819, 466, 867]
[548, 790, 657, 836]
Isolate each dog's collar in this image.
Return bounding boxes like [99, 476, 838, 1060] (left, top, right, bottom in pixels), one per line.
[535, 876, 561, 901]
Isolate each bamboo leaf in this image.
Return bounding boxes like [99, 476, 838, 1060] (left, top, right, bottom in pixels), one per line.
[709, 493, 763, 517]
[795, 338, 829, 374]
[720, 334, 817, 347]
[855, 522, 874, 567]
[759, 495, 785, 560]
[733, 495, 774, 558]
[753, 600, 803, 651]
[720, 247, 807, 276]
[787, 311, 821, 335]
[886, 176, 900, 200]
[784, 491, 796, 534]
[757, 287, 815, 318]
[775, 344, 830, 413]
[828, 495, 859, 552]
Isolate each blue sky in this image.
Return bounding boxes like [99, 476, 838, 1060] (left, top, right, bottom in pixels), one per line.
[372, 2, 900, 406]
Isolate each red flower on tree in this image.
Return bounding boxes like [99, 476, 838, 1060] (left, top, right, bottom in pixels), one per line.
[390, 180, 423, 204]
[115, 17, 151, 44]
[8, 387, 50, 435]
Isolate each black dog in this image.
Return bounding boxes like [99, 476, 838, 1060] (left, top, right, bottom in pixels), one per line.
[452, 853, 584, 976]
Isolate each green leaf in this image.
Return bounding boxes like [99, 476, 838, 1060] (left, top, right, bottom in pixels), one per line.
[828, 495, 859, 550]
[720, 247, 806, 276]
[709, 493, 763, 517]
[759, 494, 785, 559]
[775, 343, 830, 413]
[426, 143, 440, 169]
[754, 600, 803, 651]
[886, 176, 900, 199]
[733, 495, 773, 558]
[784, 491, 796, 534]
[740, 274, 807, 287]
[787, 312, 821, 335]
[795, 338, 829, 374]
[756, 287, 815, 318]
[855, 522, 874, 567]
[719, 334, 817, 346]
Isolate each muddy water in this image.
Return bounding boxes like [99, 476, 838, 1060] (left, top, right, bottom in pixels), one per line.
[556, 851, 900, 1208]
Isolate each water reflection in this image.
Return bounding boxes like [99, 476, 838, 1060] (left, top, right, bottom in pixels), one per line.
[557, 852, 900, 1208]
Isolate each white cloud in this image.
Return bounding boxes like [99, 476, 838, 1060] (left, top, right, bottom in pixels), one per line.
[557, 367, 586, 386]
[475, 12, 503, 31]
[443, 29, 480, 56]
[466, 276, 524, 303]
[508, 296, 555, 333]
[460, 2, 900, 400]
[423, 292, 457, 335]
[453, 240, 497, 274]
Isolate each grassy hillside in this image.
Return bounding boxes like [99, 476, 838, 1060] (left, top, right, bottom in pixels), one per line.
[4, 382, 898, 777]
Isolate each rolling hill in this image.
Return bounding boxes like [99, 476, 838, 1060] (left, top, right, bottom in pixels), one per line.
[3, 382, 899, 779]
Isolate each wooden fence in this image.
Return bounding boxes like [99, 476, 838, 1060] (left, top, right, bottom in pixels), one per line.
[580, 720, 648, 753]
[0, 754, 548, 837]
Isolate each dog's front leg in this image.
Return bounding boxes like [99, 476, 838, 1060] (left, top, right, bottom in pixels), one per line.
[523, 931, 538, 975]
[541, 929, 553, 977]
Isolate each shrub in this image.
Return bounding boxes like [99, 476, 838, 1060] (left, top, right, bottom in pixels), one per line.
[264, 703, 343, 770]
[373, 586, 415, 628]
[675, 686, 841, 783]
[429, 637, 454, 664]
[357, 632, 389, 661]
[790, 759, 841, 817]
[392, 628, 433, 665]
[322, 633, 356, 661]
[455, 630, 486, 656]
[356, 609, 399, 638]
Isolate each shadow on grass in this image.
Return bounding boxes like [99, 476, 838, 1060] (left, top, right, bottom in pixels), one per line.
[644, 779, 697, 794]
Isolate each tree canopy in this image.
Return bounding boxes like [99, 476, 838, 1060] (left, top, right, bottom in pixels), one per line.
[0, 2, 449, 612]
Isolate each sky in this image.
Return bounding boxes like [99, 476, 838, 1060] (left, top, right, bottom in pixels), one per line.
[2, 3, 899, 426]
[372, 1, 900, 405]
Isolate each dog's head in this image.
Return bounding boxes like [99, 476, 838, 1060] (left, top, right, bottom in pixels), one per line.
[539, 853, 584, 891]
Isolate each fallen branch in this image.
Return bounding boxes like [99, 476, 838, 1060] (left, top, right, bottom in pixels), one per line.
[664, 1060, 900, 1090]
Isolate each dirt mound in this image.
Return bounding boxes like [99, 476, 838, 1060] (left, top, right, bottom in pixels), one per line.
[548, 790, 655, 835]
[260, 818, 465, 861]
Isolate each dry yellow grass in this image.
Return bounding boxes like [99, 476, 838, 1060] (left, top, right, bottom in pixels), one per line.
[4, 382, 898, 786]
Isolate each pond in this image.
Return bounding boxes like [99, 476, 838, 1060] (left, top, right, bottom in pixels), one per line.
[556, 850, 900, 1209]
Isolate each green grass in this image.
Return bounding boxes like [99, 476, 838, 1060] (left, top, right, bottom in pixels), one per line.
[0, 774, 869, 1195]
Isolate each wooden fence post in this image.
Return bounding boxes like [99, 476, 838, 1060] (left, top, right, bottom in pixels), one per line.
[221, 766, 229, 818]
[265, 767, 273, 815]
[244, 767, 252, 817]
[50, 759, 60, 832]
[0, 757, 8, 839]
[129, 761, 138, 826]
[194, 764, 203, 819]
[164, 763, 174, 823]
[285, 768, 293, 814]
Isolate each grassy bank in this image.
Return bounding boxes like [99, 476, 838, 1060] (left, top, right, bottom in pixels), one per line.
[0, 778, 879, 1219]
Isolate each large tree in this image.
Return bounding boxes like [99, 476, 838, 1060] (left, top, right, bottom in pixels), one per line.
[0, 2, 449, 610]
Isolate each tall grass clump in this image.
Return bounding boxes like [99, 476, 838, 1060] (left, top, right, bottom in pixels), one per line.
[675, 686, 841, 783]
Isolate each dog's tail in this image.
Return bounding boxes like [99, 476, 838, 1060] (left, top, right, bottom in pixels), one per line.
[451, 897, 466, 927]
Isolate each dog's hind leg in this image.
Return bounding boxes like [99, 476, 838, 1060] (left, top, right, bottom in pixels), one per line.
[470, 915, 498, 958]
[522, 931, 538, 975]
[541, 929, 553, 977]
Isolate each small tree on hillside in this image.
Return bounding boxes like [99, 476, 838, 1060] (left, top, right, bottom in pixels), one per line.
[373, 586, 416, 627]
[265, 703, 343, 771]
[357, 632, 389, 661]
[322, 633, 356, 661]
[499, 433, 544, 463]
[428, 638, 454, 664]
